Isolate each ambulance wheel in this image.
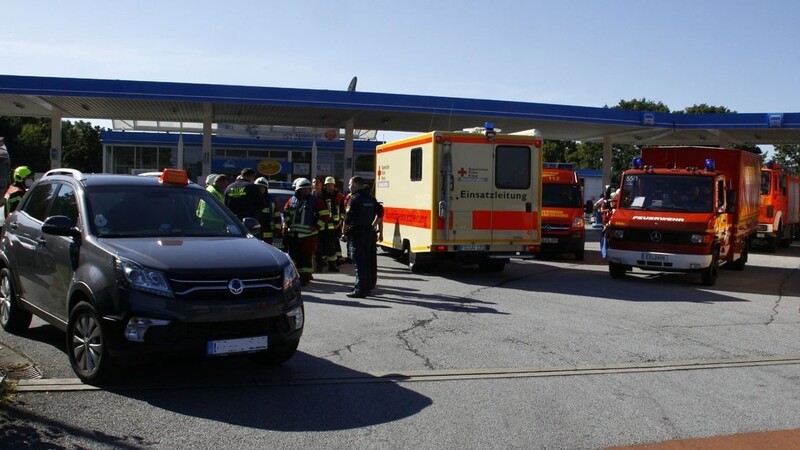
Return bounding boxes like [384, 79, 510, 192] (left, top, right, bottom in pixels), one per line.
[609, 262, 626, 279]
[701, 251, 719, 286]
[407, 248, 427, 273]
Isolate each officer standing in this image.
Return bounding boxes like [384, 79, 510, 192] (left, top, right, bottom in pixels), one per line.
[224, 168, 266, 222]
[342, 176, 378, 298]
[4, 166, 34, 217]
[283, 178, 331, 286]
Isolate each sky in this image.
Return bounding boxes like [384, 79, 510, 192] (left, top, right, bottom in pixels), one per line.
[5, 1, 800, 153]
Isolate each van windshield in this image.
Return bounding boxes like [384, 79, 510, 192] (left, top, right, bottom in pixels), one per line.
[620, 175, 714, 213]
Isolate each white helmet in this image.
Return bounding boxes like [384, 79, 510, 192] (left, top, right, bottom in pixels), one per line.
[254, 177, 270, 187]
[293, 177, 312, 191]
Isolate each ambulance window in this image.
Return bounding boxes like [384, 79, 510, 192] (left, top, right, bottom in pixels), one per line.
[410, 147, 423, 181]
[496, 145, 531, 190]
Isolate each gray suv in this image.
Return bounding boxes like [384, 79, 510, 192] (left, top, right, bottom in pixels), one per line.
[0, 168, 304, 384]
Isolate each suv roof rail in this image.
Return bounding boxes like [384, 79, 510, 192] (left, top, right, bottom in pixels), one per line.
[43, 168, 85, 181]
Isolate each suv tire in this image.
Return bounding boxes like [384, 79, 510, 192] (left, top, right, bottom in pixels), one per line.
[0, 267, 32, 333]
[67, 301, 115, 384]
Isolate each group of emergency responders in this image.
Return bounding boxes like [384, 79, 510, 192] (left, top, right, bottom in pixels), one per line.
[208, 168, 380, 287]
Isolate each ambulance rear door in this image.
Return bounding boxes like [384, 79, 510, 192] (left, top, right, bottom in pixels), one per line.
[446, 136, 539, 250]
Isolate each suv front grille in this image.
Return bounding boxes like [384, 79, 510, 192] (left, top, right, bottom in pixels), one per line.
[169, 271, 284, 301]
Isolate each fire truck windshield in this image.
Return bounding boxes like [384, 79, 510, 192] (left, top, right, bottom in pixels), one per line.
[620, 174, 714, 213]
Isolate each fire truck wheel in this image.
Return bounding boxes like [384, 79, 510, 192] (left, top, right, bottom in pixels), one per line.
[701, 251, 719, 286]
[729, 244, 747, 271]
[574, 249, 585, 261]
[609, 262, 626, 279]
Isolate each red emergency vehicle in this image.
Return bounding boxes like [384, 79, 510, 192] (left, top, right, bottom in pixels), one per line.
[539, 163, 587, 260]
[753, 161, 800, 252]
[605, 146, 760, 286]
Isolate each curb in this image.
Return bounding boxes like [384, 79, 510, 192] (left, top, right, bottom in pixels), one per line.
[0, 340, 41, 390]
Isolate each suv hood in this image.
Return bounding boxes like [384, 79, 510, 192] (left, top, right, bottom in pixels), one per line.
[98, 237, 289, 272]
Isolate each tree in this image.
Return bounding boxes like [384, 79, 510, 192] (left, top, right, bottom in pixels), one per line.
[62, 121, 103, 172]
[542, 140, 577, 163]
[0, 117, 105, 173]
[772, 144, 800, 168]
[678, 104, 761, 155]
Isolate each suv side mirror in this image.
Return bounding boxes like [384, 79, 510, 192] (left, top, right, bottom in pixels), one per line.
[241, 217, 262, 236]
[42, 215, 81, 239]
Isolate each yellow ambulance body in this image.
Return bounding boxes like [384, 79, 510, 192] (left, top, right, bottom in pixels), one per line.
[375, 126, 543, 272]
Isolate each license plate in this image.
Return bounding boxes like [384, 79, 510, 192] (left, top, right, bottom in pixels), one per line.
[457, 244, 487, 251]
[541, 237, 558, 244]
[756, 233, 764, 238]
[207, 336, 268, 356]
[641, 253, 669, 262]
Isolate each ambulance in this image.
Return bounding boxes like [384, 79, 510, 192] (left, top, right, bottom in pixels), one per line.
[374, 124, 543, 272]
[539, 163, 587, 260]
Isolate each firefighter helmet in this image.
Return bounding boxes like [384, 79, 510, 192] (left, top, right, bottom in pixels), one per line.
[293, 177, 312, 191]
[324, 176, 336, 185]
[13, 166, 32, 183]
[254, 177, 270, 187]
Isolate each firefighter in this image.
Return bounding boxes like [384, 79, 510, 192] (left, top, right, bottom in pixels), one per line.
[254, 177, 283, 245]
[283, 178, 331, 286]
[197, 174, 229, 229]
[341, 176, 378, 298]
[318, 176, 345, 272]
[5, 166, 34, 217]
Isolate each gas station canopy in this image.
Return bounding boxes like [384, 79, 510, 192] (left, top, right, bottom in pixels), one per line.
[1, 74, 799, 146]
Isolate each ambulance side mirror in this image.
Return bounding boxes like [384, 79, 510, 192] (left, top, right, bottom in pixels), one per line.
[438, 201, 448, 219]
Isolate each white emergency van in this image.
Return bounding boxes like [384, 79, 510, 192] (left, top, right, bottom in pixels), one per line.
[374, 124, 543, 272]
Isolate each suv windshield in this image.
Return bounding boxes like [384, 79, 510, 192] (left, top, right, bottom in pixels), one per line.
[86, 185, 244, 238]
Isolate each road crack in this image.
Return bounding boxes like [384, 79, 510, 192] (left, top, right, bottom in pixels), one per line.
[397, 313, 438, 369]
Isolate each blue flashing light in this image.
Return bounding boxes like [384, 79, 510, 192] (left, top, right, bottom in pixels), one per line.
[484, 121, 495, 131]
[704, 158, 716, 171]
[766, 160, 775, 169]
[632, 157, 644, 169]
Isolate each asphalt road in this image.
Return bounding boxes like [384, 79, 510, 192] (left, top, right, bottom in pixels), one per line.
[1, 228, 799, 449]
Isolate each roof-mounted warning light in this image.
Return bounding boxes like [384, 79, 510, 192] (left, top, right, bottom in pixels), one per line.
[766, 160, 776, 169]
[632, 157, 644, 169]
[484, 122, 497, 140]
[159, 168, 190, 185]
[704, 159, 716, 172]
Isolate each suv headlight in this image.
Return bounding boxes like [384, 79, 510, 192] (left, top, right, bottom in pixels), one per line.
[283, 261, 299, 291]
[115, 258, 173, 297]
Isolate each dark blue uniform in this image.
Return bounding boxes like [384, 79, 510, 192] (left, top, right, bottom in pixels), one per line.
[344, 187, 377, 297]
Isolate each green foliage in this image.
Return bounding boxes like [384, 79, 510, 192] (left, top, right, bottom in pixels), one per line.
[542, 140, 577, 163]
[613, 98, 671, 113]
[0, 117, 105, 173]
[677, 104, 735, 114]
[772, 144, 800, 168]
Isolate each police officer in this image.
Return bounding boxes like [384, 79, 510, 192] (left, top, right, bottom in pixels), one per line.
[342, 176, 378, 298]
[5, 166, 34, 217]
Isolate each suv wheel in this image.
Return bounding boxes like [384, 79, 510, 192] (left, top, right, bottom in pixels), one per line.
[67, 301, 115, 384]
[0, 268, 32, 333]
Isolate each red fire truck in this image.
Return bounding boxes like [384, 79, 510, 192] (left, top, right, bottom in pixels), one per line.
[753, 161, 800, 252]
[604, 146, 761, 286]
[539, 163, 587, 260]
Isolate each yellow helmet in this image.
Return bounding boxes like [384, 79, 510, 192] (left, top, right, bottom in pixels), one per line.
[13, 166, 32, 183]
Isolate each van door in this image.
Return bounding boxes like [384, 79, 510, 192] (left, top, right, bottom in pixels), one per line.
[447, 139, 536, 249]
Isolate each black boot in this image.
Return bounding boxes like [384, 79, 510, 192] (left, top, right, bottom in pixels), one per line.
[328, 261, 339, 272]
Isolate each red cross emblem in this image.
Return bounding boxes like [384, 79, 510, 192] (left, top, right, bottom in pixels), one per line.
[377, 167, 382, 177]
[458, 167, 467, 177]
